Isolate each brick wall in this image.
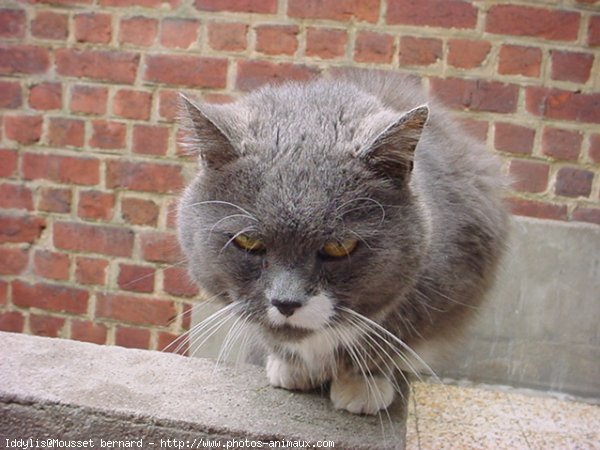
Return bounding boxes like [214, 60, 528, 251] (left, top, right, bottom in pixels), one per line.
[0, 0, 599, 350]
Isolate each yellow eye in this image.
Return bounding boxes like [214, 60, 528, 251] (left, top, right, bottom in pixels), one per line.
[321, 238, 359, 258]
[233, 234, 265, 252]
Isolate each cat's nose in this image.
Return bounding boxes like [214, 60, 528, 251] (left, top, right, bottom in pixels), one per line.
[271, 299, 302, 317]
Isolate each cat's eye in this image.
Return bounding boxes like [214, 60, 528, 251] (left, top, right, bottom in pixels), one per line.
[233, 234, 265, 253]
[320, 238, 359, 259]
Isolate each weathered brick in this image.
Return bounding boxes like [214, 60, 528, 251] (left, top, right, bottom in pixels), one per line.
[96, 293, 176, 326]
[158, 331, 187, 355]
[0, 45, 50, 75]
[78, 190, 115, 221]
[100, 0, 170, 6]
[158, 89, 180, 121]
[541, 128, 582, 161]
[0, 214, 45, 244]
[47, 118, 85, 147]
[29, 82, 62, 110]
[163, 267, 199, 297]
[550, 51, 594, 83]
[387, 0, 476, 28]
[0, 184, 33, 210]
[121, 197, 159, 226]
[0, 149, 17, 178]
[30, 315, 66, 338]
[75, 256, 108, 285]
[486, 5, 579, 40]
[54, 221, 134, 257]
[0, 9, 26, 38]
[289, 0, 379, 23]
[399, 36, 442, 66]
[256, 25, 299, 56]
[207, 22, 247, 52]
[505, 197, 567, 221]
[113, 89, 152, 120]
[115, 326, 151, 349]
[589, 134, 600, 164]
[525, 87, 600, 124]
[119, 16, 158, 46]
[0, 248, 29, 275]
[305, 28, 347, 59]
[90, 120, 126, 149]
[106, 160, 184, 193]
[23, 153, 100, 185]
[0, 81, 21, 108]
[195, 0, 276, 13]
[132, 125, 169, 155]
[508, 159, 549, 193]
[430, 78, 518, 113]
[0, 281, 6, 305]
[56, 49, 139, 84]
[12, 280, 88, 314]
[0, 311, 25, 333]
[498, 45, 542, 77]
[572, 207, 600, 226]
[34, 250, 70, 281]
[71, 85, 108, 115]
[140, 231, 182, 263]
[589, 15, 600, 47]
[555, 167, 593, 198]
[74, 12, 112, 44]
[447, 39, 490, 69]
[39, 0, 92, 5]
[4, 115, 43, 144]
[118, 264, 155, 293]
[71, 319, 107, 344]
[144, 54, 227, 88]
[494, 122, 535, 155]
[160, 18, 199, 49]
[354, 31, 394, 64]
[458, 119, 489, 143]
[236, 60, 318, 91]
[31, 11, 68, 40]
[38, 187, 72, 214]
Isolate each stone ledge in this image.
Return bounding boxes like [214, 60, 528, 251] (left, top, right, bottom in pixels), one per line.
[0, 332, 407, 449]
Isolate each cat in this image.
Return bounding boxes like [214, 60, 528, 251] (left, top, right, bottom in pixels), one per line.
[177, 70, 509, 415]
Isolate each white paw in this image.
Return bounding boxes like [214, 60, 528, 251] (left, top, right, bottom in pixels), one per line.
[330, 374, 395, 415]
[266, 354, 313, 391]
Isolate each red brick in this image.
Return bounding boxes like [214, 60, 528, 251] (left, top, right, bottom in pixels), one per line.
[163, 267, 199, 297]
[541, 128, 582, 161]
[12, 280, 88, 314]
[236, 60, 319, 91]
[118, 264, 155, 293]
[56, 49, 139, 84]
[494, 122, 535, 155]
[573, 207, 600, 226]
[54, 221, 134, 257]
[0, 45, 50, 75]
[140, 231, 182, 263]
[0, 248, 29, 275]
[589, 15, 600, 47]
[486, 5, 579, 41]
[399, 36, 442, 66]
[0, 280, 6, 305]
[29, 82, 62, 110]
[132, 125, 169, 155]
[354, 31, 394, 64]
[160, 18, 199, 48]
[158, 90, 179, 121]
[119, 16, 158, 46]
[555, 167, 593, 198]
[71, 319, 107, 344]
[115, 326, 151, 349]
[106, 160, 184, 193]
[207, 22, 248, 52]
[38, 187, 71, 214]
[90, 120, 126, 149]
[289, 0, 379, 23]
[34, 250, 70, 281]
[100, 0, 171, 6]
[96, 293, 176, 326]
[74, 12, 112, 44]
[590, 134, 600, 164]
[78, 190, 115, 221]
[40, 0, 92, 5]
[0, 149, 17, 177]
[166, 198, 179, 229]
[526, 87, 600, 124]
[0, 9, 26, 38]
[121, 197, 159, 226]
[195, 0, 276, 13]
[113, 89, 152, 120]
[47, 118, 85, 147]
[0, 311, 24, 333]
[429, 78, 518, 113]
[508, 160, 549, 194]
[0, 184, 33, 210]
[458, 119, 489, 143]
[498, 45, 542, 77]
[306, 28, 347, 59]
[30, 314, 66, 337]
[31, 11, 68, 40]
[256, 25, 299, 56]
[0, 214, 45, 244]
[71, 85, 108, 115]
[75, 256, 108, 285]
[144, 54, 227, 88]
[505, 197, 567, 221]
[23, 153, 100, 185]
[387, 0, 476, 28]
[158, 331, 187, 355]
[447, 39, 490, 69]
[0, 81, 21, 108]
[550, 51, 594, 83]
[4, 115, 42, 144]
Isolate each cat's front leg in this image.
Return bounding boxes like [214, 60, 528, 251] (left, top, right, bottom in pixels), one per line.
[266, 353, 316, 391]
[330, 371, 395, 415]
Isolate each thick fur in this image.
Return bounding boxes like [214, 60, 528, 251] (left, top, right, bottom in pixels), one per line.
[177, 71, 509, 414]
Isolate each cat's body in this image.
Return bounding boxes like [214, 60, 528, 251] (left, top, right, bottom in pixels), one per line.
[178, 71, 508, 415]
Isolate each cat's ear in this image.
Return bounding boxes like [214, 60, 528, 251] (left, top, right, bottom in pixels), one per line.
[178, 94, 242, 169]
[358, 105, 429, 180]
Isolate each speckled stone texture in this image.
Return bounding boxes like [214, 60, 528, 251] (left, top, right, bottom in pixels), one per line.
[0, 332, 408, 449]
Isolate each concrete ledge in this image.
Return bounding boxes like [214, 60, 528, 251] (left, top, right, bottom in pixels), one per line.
[0, 332, 407, 449]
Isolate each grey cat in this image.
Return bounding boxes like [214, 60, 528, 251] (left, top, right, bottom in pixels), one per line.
[177, 70, 508, 415]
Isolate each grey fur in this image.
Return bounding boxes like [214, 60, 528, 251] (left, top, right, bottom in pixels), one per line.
[177, 71, 509, 413]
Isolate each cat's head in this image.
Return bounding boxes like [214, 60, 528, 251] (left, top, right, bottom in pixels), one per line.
[177, 79, 429, 342]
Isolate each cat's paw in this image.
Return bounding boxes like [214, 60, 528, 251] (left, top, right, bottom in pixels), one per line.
[330, 373, 395, 415]
[266, 354, 313, 391]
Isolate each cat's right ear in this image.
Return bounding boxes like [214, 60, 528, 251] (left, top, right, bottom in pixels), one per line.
[178, 94, 241, 169]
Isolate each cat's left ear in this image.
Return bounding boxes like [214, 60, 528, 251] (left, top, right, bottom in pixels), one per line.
[358, 105, 429, 180]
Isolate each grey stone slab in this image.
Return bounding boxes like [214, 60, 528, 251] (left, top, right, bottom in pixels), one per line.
[0, 332, 408, 449]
